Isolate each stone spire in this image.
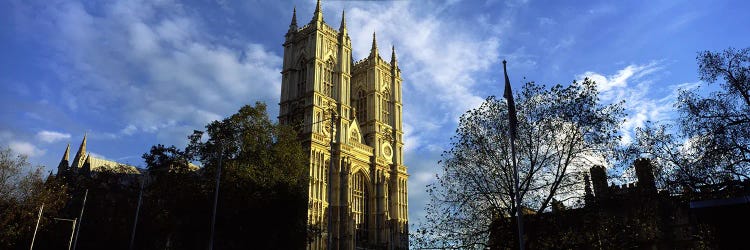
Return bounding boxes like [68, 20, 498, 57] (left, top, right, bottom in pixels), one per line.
[339, 9, 346, 33]
[370, 32, 379, 58]
[312, 0, 323, 23]
[72, 133, 87, 169]
[62, 143, 70, 161]
[289, 6, 298, 30]
[57, 143, 71, 175]
[391, 45, 398, 68]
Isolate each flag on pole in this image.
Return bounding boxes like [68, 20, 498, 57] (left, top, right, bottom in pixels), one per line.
[502, 60, 518, 140]
[503, 60, 525, 250]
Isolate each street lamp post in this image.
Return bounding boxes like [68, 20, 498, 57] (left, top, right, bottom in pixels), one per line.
[208, 140, 224, 250]
[72, 189, 88, 250]
[29, 203, 43, 250]
[129, 171, 148, 250]
[53, 217, 77, 250]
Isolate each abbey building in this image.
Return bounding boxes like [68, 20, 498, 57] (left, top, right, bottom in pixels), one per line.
[278, 1, 408, 249]
[56, 134, 140, 177]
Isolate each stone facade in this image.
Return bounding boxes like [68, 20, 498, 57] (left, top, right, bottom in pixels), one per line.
[57, 134, 140, 177]
[278, 1, 408, 249]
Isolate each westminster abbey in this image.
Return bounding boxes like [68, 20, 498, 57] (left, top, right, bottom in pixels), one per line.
[278, 1, 409, 249]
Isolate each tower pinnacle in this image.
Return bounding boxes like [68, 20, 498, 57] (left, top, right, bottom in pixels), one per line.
[312, 0, 323, 23]
[339, 9, 346, 32]
[62, 143, 70, 161]
[57, 143, 71, 175]
[72, 132, 88, 169]
[370, 32, 379, 58]
[391, 45, 398, 67]
[290, 6, 298, 29]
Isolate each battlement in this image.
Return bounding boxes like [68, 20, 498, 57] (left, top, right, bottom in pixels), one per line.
[588, 158, 658, 201]
[609, 182, 639, 195]
[289, 21, 342, 44]
[352, 54, 393, 70]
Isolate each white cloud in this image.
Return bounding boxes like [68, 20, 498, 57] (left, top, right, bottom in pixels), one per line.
[120, 125, 137, 136]
[10, 141, 46, 157]
[37, 0, 282, 146]
[36, 130, 72, 143]
[576, 62, 694, 145]
[340, 1, 500, 153]
[577, 62, 661, 94]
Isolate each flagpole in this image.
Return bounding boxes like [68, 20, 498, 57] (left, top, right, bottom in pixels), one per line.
[503, 60, 525, 250]
[129, 172, 146, 250]
[30, 203, 43, 250]
[510, 134, 524, 250]
[72, 189, 88, 250]
[208, 142, 224, 250]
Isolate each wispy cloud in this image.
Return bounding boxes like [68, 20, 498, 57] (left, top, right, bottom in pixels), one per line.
[2, 130, 46, 158]
[340, 1, 501, 153]
[24, 0, 282, 146]
[576, 62, 692, 144]
[578, 62, 662, 95]
[36, 130, 71, 143]
[10, 141, 45, 157]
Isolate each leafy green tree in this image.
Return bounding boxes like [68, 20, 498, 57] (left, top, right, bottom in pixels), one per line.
[187, 102, 308, 249]
[415, 79, 624, 249]
[133, 102, 307, 249]
[0, 147, 68, 249]
[139, 144, 208, 250]
[59, 102, 306, 250]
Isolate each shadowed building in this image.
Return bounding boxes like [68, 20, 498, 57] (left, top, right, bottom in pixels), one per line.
[490, 159, 750, 249]
[56, 134, 140, 177]
[278, 1, 408, 249]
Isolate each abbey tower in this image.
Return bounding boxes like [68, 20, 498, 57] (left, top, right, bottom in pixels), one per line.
[278, 1, 408, 249]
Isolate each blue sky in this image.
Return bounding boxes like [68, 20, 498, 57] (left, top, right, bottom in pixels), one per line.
[2, 0, 749, 227]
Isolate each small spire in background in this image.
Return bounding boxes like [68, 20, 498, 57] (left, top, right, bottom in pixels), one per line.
[370, 32, 379, 57]
[391, 45, 398, 67]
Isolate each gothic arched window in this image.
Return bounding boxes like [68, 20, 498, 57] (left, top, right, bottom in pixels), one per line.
[357, 89, 366, 122]
[382, 89, 390, 124]
[323, 60, 335, 97]
[297, 60, 306, 97]
[352, 171, 369, 244]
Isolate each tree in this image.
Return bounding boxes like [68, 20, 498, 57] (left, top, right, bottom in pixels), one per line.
[625, 47, 750, 193]
[131, 102, 308, 249]
[619, 122, 686, 190]
[679, 48, 750, 181]
[68, 165, 141, 250]
[0, 147, 68, 249]
[415, 79, 624, 248]
[186, 102, 308, 249]
[138, 145, 208, 250]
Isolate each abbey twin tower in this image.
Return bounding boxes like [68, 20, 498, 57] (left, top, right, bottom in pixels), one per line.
[278, 1, 408, 249]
